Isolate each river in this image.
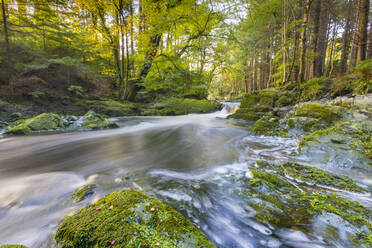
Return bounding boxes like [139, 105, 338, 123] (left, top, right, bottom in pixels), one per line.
[0, 103, 370, 248]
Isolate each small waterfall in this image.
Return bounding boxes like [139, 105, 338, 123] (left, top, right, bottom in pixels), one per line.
[220, 101, 240, 115]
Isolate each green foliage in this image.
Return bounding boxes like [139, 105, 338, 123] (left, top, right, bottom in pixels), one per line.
[0, 245, 28, 248]
[68, 85, 84, 96]
[300, 77, 329, 101]
[29, 91, 46, 100]
[352, 59, 372, 94]
[55, 190, 215, 248]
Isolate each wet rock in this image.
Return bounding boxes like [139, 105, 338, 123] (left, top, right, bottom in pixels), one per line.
[72, 184, 96, 202]
[251, 116, 285, 137]
[299, 120, 372, 170]
[144, 98, 221, 116]
[55, 190, 215, 248]
[236, 161, 372, 246]
[5, 113, 65, 135]
[81, 111, 119, 130]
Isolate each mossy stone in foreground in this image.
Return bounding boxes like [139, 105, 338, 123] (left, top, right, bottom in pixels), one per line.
[294, 104, 342, 122]
[55, 190, 215, 248]
[251, 116, 286, 137]
[256, 160, 367, 193]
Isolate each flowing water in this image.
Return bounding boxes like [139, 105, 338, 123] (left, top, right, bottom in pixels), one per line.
[0, 103, 371, 248]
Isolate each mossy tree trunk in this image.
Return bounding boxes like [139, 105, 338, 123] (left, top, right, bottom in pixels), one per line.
[357, 0, 370, 63]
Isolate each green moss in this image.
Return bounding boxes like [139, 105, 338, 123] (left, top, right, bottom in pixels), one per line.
[303, 192, 372, 229]
[275, 95, 293, 107]
[238, 162, 371, 242]
[300, 120, 372, 160]
[55, 190, 215, 248]
[81, 111, 119, 130]
[72, 184, 96, 202]
[146, 98, 221, 116]
[81, 99, 140, 117]
[294, 104, 342, 122]
[5, 113, 64, 135]
[280, 162, 367, 193]
[251, 116, 285, 137]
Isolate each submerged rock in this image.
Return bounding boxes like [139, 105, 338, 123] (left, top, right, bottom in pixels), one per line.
[299, 120, 372, 170]
[236, 161, 371, 246]
[80, 111, 119, 130]
[5, 113, 65, 135]
[55, 190, 215, 248]
[72, 184, 96, 202]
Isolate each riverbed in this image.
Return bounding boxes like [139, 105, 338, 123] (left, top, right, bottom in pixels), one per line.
[0, 104, 371, 248]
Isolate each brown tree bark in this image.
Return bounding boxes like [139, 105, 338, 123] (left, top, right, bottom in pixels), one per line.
[349, 0, 361, 69]
[298, 0, 313, 83]
[339, 0, 354, 74]
[357, 0, 370, 62]
[313, 0, 329, 77]
[1, 0, 12, 93]
[368, 24, 372, 59]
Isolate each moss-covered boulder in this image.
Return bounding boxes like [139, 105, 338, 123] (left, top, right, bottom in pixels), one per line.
[74, 99, 141, 117]
[72, 184, 96, 202]
[251, 116, 285, 137]
[236, 161, 371, 246]
[229, 91, 276, 121]
[299, 120, 372, 170]
[55, 190, 215, 248]
[144, 98, 221, 116]
[256, 161, 367, 193]
[286, 104, 344, 134]
[5, 113, 65, 135]
[81, 111, 119, 130]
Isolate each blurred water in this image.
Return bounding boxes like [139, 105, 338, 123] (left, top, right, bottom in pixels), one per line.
[0, 103, 370, 248]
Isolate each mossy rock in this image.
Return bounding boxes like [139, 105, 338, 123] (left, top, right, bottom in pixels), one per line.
[55, 190, 215, 248]
[72, 184, 96, 202]
[82, 99, 141, 117]
[251, 116, 285, 137]
[300, 120, 372, 161]
[275, 95, 294, 107]
[5, 113, 64, 135]
[237, 162, 371, 245]
[230, 90, 285, 121]
[0, 245, 28, 248]
[81, 111, 119, 130]
[256, 160, 367, 193]
[146, 98, 221, 116]
[294, 104, 342, 122]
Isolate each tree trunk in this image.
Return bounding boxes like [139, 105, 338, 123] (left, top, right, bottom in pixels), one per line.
[349, 0, 361, 69]
[357, 0, 370, 62]
[310, 0, 321, 78]
[1, 0, 12, 93]
[282, 0, 288, 84]
[125, 34, 162, 101]
[298, 0, 312, 83]
[339, 0, 354, 74]
[368, 24, 372, 59]
[313, 0, 329, 77]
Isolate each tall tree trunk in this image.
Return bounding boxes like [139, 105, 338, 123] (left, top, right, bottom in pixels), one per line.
[125, 34, 162, 101]
[368, 24, 372, 59]
[298, 0, 312, 83]
[313, 0, 329, 77]
[310, 0, 321, 78]
[1, 0, 12, 94]
[282, 0, 288, 84]
[339, 0, 354, 74]
[349, 0, 361, 69]
[357, 0, 370, 62]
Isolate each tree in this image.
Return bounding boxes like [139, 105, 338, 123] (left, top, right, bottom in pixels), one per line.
[357, 0, 370, 62]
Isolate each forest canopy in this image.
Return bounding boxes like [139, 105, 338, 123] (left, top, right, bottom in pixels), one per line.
[0, 0, 371, 101]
